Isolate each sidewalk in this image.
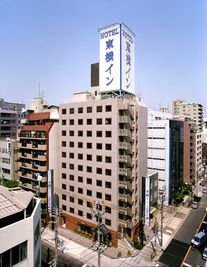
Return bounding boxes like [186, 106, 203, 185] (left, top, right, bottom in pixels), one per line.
[41, 205, 190, 267]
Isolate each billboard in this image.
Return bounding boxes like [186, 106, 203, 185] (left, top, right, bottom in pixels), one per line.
[99, 23, 135, 94]
[145, 176, 150, 225]
[47, 169, 53, 215]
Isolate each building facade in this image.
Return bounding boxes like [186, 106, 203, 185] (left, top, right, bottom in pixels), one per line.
[0, 186, 41, 267]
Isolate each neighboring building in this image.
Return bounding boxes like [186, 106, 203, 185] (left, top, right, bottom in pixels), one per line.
[172, 99, 203, 131]
[0, 138, 17, 181]
[148, 109, 185, 204]
[17, 108, 59, 224]
[0, 98, 25, 139]
[0, 186, 41, 267]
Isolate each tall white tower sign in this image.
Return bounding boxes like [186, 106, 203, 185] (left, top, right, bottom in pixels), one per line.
[99, 23, 135, 94]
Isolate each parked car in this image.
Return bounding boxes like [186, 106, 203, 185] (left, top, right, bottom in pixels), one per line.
[191, 231, 207, 248]
[203, 245, 207, 260]
[191, 201, 199, 209]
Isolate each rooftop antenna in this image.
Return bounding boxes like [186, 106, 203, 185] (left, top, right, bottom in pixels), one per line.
[38, 82, 45, 99]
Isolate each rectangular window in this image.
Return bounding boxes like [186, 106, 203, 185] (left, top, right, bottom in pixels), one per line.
[105, 131, 112, 137]
[96, 180, 102, 187]
[105, 206, 111, 213]
[62, 152, 66, 158]
[96, 155, 102, 162]
[78, 188, 83, 194]
[106, 105, 112, 112]
[105, 219, 111, 226]
[87, 166, 92, 173]
[105, 156, 111, 163]
[78, 107, 83, 113]
[96, 192, 102, 199]
[87, 118, 92, 125]
[62, 130, 66, 136]
[105, 143, 111, 150]
[96, 131, 102, 137]
[87, 142, 92, 149]
[105, 169, 111, 176]
[87, 106, 92, 113]
[105, 194, 111, 201]
[78, 119, 83, 125]
[62, 162, 66, 168]
[62, 108, 66, 114]
[62, 184, 66, 190]
[62, 194, 66, 200]
[105, 181, 111, 188]
[97, 118, 102, 125]
[87, 154, 92, 161]
[62, 173, 66, 179]
[69, 152, 74, 158]
[78, 154, 83, 160]
[69, 164, 74, 170]
[78, 131, 83, 137]
[70, 196, 74, 202]
[69, 141, 74, 147]
[70, 186, 74, 192]
[97, 143, 102, 149]
[87, 131, 92, 137]
[62, 205, 66, 211]
[105, 118, 112, 125]
[87, 178, 92, 184]
[69, 130, 74, 136]
[69, 119, 74, 125]
[69, 108, 74, 114]
[87, 213, 92, 220]
[87, 189, 92, 196]
[78, 165, 83, 171]
[78, 199, 83, 205]
[78, 142, 83, 148]
[78, 176, 83, 183]
[62, 119, 66, 125]
[97, 106, 102, 112]
[70, 207, 74, 213]
[62, 141, 66, 147]
[69, 175, 74, 181]
[78, 210, 83, 216]
[96, 168, 102, 174]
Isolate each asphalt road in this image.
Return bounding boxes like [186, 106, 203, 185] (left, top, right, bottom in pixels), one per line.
[158, 194, 207, 267]
[41, 239, 86, 267]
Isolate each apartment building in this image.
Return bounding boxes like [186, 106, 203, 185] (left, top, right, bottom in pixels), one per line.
[172, 99, 203, 131]
[58, 90, 147, 246]
[0, 98, 25, 139]
[0, 186, 41, 267]
[17, 108, 59, 223]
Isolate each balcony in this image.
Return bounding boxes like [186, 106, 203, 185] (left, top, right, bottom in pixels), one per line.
[119, 129, 132, 139]
[119, 155, 132, 166]
[119, 116, 132, 125]
[119, 142, 132, 151]
[118, 206, 132, 217]
[119, 168, 132, 177]
[119, 181, 132, 192]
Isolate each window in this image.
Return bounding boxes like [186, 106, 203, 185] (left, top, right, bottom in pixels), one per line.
[106, 105, 112, 112]
[78, 165, 83, 171]
[87, 213, 92, 220]
[96, 180, 102, 187]
[87, 166, 92, 173]
[96, 192, 102, 199]
[105, 194, 111, 201]
[78, 107, 83, 113]
[87, 201, 92, 208]
[62, 205, 66, 211]
[78, 188, 83, 194]
[62, 130, 66, 136]
[105, 206, 111, 213]
[70, 207, 74, 213]
[62, 194, 66, 200]
[62, 108, 66, 114]
[78, 142, 83, 148]
[105, 181, 111, 188]
[62, 184, 66, 190]
[69, 119, 74, 125]
[97, 143, 102, 149]
[105, 143, 111, 150]
[62, 162, 66, 168]
[105, 131, 112, 137]
[69, 130, 74, 136]
[69, 108, 74, 114]
[69, 164, 74, 170]
[69, 152, 74, 158]
[70, 197, 74, 202]
[78, 119, 83, 125]
[78, 176, 83, 183]
[87, 178, 92, 184]
[105, 169, 111, 176]
[96, 155, 102, 162]
[105, 118, 112, 124]
[105, 219, 111, 226]
[87, 142, 92, 149]
[78, 154, 83, 160]
[69, 141, 74, 147]
[97, 118, 102, 125]
[78, 210, 83, 216]
[87, 154, 92, 161]
[87, 131, 92, 137]
[62, 173, 66, 179]
[87, 118, 92, 125]
[70, 186, 74, 192]
[78, 131, 83, 137]
[97, 106, 102, 112]
[62, 152, 66, 158]
[96, 168, 102, 174]
[69, 175, 74, 181]
[105, 156, 111, 163]
[87, 106, 92, 113]
[62, 119, 66, 125]
[96, 131, 102, 137]
[87, 189, 92, 196]
[62, 141, 66, 147]
[78, 199, 83, 205]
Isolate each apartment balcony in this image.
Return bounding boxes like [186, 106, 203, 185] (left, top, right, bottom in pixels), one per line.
[20, 132, 46, 139]
[21, 182, 36, 191]
[119, 181, 132, 192]
[119, 168, 132, 177]
[18, 171, 35, 181]
[118, 219, 132, 229]
[119, 142, 132, 151]
[119, 116, 132, 126]
[41, 197, 47, 204]
[119, 129, 132, 139]
[119, 194, 132, 204]
[40, 187, 47, 193]
[119, 155, 132, 166]
[118, 206, 132, 217]
[119, 103, 134, 117]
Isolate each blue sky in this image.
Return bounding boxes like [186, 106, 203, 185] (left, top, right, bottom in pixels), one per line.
[0, 0, 206, 114]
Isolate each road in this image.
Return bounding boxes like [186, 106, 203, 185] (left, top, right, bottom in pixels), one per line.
[158, 194, 207, 267]
[41, 239, 86, 267]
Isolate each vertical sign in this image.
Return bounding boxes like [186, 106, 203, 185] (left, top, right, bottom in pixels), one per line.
[145, 176, 150, 225]
[47, 169, 53, 215]
[99, 23, 135, 94]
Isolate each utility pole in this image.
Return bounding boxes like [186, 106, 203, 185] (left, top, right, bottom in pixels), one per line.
[159, 189, 165, 247]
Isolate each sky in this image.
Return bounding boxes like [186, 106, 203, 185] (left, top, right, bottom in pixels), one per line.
[0, 0, 207, 114]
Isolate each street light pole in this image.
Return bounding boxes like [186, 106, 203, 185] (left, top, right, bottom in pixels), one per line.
[159, 189, 165, 247]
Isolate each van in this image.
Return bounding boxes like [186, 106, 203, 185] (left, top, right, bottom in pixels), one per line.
[191, 231, 207, 248]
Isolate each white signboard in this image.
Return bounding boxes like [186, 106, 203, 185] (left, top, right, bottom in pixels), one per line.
[99, 23, 135, 94]
[145, 176, 150, 225]
[48, 169, 52, 214]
